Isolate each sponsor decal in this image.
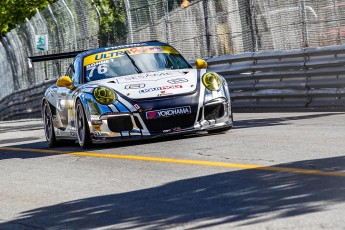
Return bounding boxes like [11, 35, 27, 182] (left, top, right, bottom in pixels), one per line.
[91, 120, 103, 125]
[102, 112, 121, 116]
[118, 72, 174, 83]
[172, 127, 182, 132]
[125, 84, 145, 89]
[157, 91, 173, 97]
[94, 131, 102, 136]
[104, 43, 147, 51]
[139, 85, 183, 94]
[86, 60, 109, 69]
[134, 104, 140, 109]
[146, 106, 191, 119]
[149, 47, 163, 52]
[83, 46, 179, 66]
[163, 127, 182, 133]
[167, 78, 188, 84]
[70, 131, 76, 136]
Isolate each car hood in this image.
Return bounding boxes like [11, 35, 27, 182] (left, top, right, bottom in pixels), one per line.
[98, 69, 199, 100]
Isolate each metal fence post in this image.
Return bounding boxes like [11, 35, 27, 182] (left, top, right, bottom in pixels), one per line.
[47, 5, 63, 76]
[61, 0, 78, 50]
[163, 0, 171, 44]
[248, 0, 258, 52]
[1, 37, 19, 90]
[300, 0, 309, 47]
[90, 0, 102, 46]
[202, 0, 211, 57]
[123, 0, 134, 43]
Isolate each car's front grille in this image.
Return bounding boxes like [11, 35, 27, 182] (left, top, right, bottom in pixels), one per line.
[204, 103, 224, 120]
[107, 115, 133, 132]
[141, 113, 196, 132]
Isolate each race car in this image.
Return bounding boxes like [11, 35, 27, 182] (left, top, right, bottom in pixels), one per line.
[32, 41, 233, 148]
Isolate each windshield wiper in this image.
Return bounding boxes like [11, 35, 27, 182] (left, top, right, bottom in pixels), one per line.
[124, 51, 142, 73]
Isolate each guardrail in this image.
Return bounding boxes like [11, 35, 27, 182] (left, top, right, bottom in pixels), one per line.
[1, 45, 345, 120]
[0, 79, 55, 121]
[205, 45, 345, 109]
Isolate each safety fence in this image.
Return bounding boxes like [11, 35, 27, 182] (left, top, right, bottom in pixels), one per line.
[1, 44, 344, 120]
[2, 0, 345, 102]
[0, 0, 100, 101]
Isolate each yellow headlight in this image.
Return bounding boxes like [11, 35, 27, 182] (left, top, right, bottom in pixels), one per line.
[93, 86, 116, 105]
[202, 72, 222, 91]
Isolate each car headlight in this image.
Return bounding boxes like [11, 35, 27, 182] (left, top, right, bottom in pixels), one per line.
[93, 86, 116, 105]
[202, 72, 222, 91]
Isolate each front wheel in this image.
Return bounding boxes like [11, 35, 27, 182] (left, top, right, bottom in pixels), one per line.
[42, 100, 58, 147]
[76, 100, 92, 148]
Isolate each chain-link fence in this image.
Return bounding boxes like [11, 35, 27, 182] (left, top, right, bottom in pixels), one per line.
[0, 0, 100, 100]
[1, 0, 345, 101]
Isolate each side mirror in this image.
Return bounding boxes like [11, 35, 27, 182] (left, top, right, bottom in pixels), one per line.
[195, 59, 208, 69]
[56, 76, 73, 88]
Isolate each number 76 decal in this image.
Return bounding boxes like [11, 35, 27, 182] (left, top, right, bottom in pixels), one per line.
[88, 64, 108, 79]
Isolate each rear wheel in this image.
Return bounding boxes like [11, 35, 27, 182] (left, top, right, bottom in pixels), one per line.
[76, 100, 92, 148]
[43, 100, 58, 147]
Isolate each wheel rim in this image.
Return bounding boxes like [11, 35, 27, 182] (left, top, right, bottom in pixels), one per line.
[76, 104, 85, 144]
[43, 103, 52, 141]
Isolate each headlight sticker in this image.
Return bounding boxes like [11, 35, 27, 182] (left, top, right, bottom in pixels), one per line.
[202, 72, 221, 91]
[93, 87, 116, 105]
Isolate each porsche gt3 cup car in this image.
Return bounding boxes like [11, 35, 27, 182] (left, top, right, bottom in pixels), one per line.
[34, 41, 233, 148]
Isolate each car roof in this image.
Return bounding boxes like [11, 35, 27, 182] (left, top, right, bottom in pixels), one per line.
[28, 41, 174, 63]
[76, 41, 172, 59]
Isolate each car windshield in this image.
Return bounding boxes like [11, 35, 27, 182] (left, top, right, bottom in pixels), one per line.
[83, 46, 192, 82]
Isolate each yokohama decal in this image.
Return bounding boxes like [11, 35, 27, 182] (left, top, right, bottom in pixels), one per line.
[146, 106, 191, 119]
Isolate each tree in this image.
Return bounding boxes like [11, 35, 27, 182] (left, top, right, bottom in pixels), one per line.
[0, 0, 57, 37]
[92, 0, 127, 46]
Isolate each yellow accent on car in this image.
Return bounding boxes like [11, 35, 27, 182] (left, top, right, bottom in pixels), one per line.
[202, 72, 222, 91]
[83, 46, 179, 66]
[93, 86, 116, 105]
[56, 76, 73, 88]
[195, 59, 208, 69]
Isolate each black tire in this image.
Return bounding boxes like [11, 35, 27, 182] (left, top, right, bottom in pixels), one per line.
[207, 126, 232, 134]
[42, 100, 58, 147]
[76, 100, 92, 148]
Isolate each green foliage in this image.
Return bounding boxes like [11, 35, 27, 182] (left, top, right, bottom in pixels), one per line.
[92, 0, 127, 46]
[0, 0, 57, 37]
[0, 0, 127, 45]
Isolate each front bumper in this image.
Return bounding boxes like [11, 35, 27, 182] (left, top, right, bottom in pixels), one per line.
[90, 97, 233, 144]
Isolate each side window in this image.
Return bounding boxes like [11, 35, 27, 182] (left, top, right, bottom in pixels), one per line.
[72, 59, 81, 85]
[65, 65, 74, 78]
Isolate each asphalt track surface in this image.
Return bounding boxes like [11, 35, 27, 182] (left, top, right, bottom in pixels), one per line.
[0, 111, 344, 229]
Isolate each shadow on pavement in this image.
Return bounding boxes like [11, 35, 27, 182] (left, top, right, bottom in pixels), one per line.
[234, 112, 344, 129]
[0, 134, 208, 160]
[1, 112, 343, 160]
[0, 156, 344, 229]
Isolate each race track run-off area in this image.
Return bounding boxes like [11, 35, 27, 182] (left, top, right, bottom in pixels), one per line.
[0, 111, 344, 229]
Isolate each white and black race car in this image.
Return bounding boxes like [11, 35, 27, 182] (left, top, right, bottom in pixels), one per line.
[31, 41, 233, 148]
